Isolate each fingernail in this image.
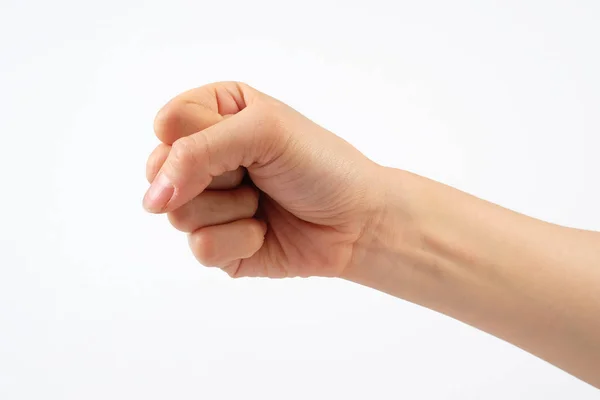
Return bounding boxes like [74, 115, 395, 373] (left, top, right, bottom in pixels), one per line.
[143, 172, 174, 213]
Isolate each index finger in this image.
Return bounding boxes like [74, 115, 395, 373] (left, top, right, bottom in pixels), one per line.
[153, 81, 252, 144]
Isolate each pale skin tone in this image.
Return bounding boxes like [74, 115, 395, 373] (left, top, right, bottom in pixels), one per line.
[143, 82, 600, 388]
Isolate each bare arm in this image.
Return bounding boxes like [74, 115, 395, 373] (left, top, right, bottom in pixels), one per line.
[344, 168, 600, 387]
[145, 82, 600, 388]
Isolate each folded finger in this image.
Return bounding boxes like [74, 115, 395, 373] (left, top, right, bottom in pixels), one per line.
[154, 82, 250, 145]
[188, 218, 267, 267]
[146, 144, 170, 183]
[168, 186, 259, 233]
[208, 167, 246, 190]
[147, 143, 244, 189]
[143, 107, 287, 213]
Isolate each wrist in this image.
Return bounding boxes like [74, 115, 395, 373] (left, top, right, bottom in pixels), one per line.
[343, 167, 429, 294]
[343, 167, 474, 308]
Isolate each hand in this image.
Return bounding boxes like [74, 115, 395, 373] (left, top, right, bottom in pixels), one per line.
[143, 83, 600, 387]
[144, 82, 388, 278]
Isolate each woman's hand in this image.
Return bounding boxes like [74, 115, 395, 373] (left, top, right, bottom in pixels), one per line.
[144, 81, 600, 387]
[144, 82, 390, 278]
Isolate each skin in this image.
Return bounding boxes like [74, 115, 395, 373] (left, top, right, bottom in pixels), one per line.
[143, 82, 600, 388]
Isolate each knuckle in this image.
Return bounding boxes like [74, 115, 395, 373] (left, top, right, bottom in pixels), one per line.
[235, 81, 251, 90]
[153, 109, 169, 136]
[169, 137, 198, 170]
[246, 187, 260, 214]
[224, 263, 241, 279]
[232, 186, 259, 210]
[250, 222, 266, 239]
[145, 156, 157, 182]
[167, 209, 192, 233]
[153, 100, 182, 138]
[145, 145, 168, 182]
[233, 81, 255, 99]
[190, 231, 218, 266]
[218, 171, 240, 188]
[242, 224, 266, 259]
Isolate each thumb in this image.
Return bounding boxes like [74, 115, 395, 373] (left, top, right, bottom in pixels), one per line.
[142, 105, 288, 213]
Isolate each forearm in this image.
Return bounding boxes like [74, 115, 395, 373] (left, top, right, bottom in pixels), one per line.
[344, 168, 600, 387]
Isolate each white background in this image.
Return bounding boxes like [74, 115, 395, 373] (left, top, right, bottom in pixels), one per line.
[1, 0, 599, 398]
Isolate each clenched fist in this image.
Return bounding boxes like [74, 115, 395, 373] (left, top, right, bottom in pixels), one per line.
[144, 82, 388, 278]
[143, 82, 600, 387]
